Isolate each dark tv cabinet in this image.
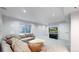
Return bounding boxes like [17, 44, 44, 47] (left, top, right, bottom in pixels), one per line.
[49, 34, 58, 39]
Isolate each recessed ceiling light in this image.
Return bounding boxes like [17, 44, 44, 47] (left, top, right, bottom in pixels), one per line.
[52, 14, 55, 16]
[23, 9, 27, 13]
[74, 7, 77, 8]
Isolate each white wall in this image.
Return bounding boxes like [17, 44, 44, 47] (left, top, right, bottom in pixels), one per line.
[58, 22, 70, 40]
[71, 11, 79, 52]
[2, 16, 31, 35]
[3, 20, 22, 35]
[31, 24, 49, 39]
[0, 12, 3, 42]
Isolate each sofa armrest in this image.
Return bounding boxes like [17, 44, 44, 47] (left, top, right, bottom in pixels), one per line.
[1, 40, 12, 52]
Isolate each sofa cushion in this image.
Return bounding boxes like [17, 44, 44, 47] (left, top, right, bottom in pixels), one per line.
[6, 39, 12, 45]
[4, 35, 13, 45]
[3, 34, 20, 45]
[19, 34, 26, 38]
[4, 34, 17, 39]
[21, 37, 34, 42]
[25, 33, 35, 37]
[12, 40, 31, 52]
[11, 37, 19, 42]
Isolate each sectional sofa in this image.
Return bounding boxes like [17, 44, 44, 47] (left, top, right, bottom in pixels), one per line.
[1, 33, 46, 52]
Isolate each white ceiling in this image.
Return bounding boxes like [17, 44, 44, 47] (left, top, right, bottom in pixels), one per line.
[0, 7, 79, 25]
[64, 7, 79, 15]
